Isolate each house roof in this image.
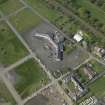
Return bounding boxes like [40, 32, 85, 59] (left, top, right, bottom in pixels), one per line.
[73, 31, 83, 42]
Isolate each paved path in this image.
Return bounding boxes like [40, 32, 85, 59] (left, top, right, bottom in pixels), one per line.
[73, 56, 92, 70]
[55, 82, 73, 105]
[19, 0, 73, 43]
[0, 1, 95, 105]
[86, 70, 105, 86]
[23, 71, 71, 104]
[0, 73, 23, 105]
[0, 6, 54, 105]
[0, 1, 105, 105]
[0, 6, 27, 22]
[0, 11, 25, 105]
[3, 54, 32, 74]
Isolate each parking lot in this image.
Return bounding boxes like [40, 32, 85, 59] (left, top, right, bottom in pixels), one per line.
[21, 21, 89, 76]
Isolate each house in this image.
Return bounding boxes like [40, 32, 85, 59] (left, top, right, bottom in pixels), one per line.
[70, 76, 87, 101]
[94, 46, 105, 58]
[83, 64, 96, 80]
[73, 31, 83, 42]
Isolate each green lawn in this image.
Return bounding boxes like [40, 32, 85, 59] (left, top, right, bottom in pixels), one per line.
[67, 80, 75, 91]
[77, 75, 105, 104]
[89, 60, 105, 73]
[9, 8, 42, 32]
[0, 79, 16, 105]
[0, 21, 28, 66]
[14, 59, 49, 99]
[77, 76, 105, 105]
[75, 59, 105, 84]
[25, 0, 61, 22]
[0, 0, 23, 15]
[65, 44, 77, 55]
[76, 76, 105, 104]
[89, 76, 105, 98]
[76, 68, 89, 83]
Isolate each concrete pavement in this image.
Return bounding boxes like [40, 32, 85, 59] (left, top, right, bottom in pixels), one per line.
[0, 73, 23, 105]
[3, 54, 32, 74]
[0, 1, 105, 105]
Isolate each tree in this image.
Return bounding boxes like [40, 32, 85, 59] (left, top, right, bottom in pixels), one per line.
[78, 7, 90, 19]
[0, 0, 7, 4]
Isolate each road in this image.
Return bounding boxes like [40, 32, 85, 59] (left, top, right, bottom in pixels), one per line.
[23, 71, 71, 104]
[85, 55, 105, 86]
[0, 73, 23, 105]
[0, 0, 105, 105]
[86, 70, 105, 86]
[0, 6, 26, 22]
[3, 54, 32, 74]
[0, 5, 55, 105]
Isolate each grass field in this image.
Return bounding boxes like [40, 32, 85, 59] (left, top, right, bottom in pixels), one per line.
[76, 67, 89, 83]
[0, 0, 23, 15]
[13, 59, 49, 99]
[0, 21, 28, 66]
[25, 0, 80, 36]
[9, 8, 42, 32]
[89, 76, 105, 98]
[77, 75, 105, 104]
[25, 0, 61, 22]
[65, 43, 77, 55]
[76, 59, 105, 83]
[67, 80, 75, 91]
[0, 79, 16, 105]
[88, 60, 105, 73]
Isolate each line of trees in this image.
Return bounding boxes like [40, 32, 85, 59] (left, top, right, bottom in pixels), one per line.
[44, 0, 105, 51]
[57, 0, 105, 35]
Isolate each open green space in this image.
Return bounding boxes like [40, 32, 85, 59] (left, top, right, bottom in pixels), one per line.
[75, 59, 105, 83]
[57, 0, 105, 46]
[0, 79, 16, 105]
[77, 91, 93, 104]
[25, 0, 61, 22]
[65, 43, 77, 55]
[77, 75, 105, 104]
[9, 8, 42, 32]
[0, 21, 28, 66]
[75, 0, 105, 25]
[89, 76, 105, 98]
[67, 80, 75, 91]
[59, 0, 105, 26]
[83, 32, 101, 46]
[88, 60, 105, 73]
[13, 59, 49, 99]
[0, 0, 23, 15]
[76, 67, 89, 83]
[25, 0, 80, 37]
